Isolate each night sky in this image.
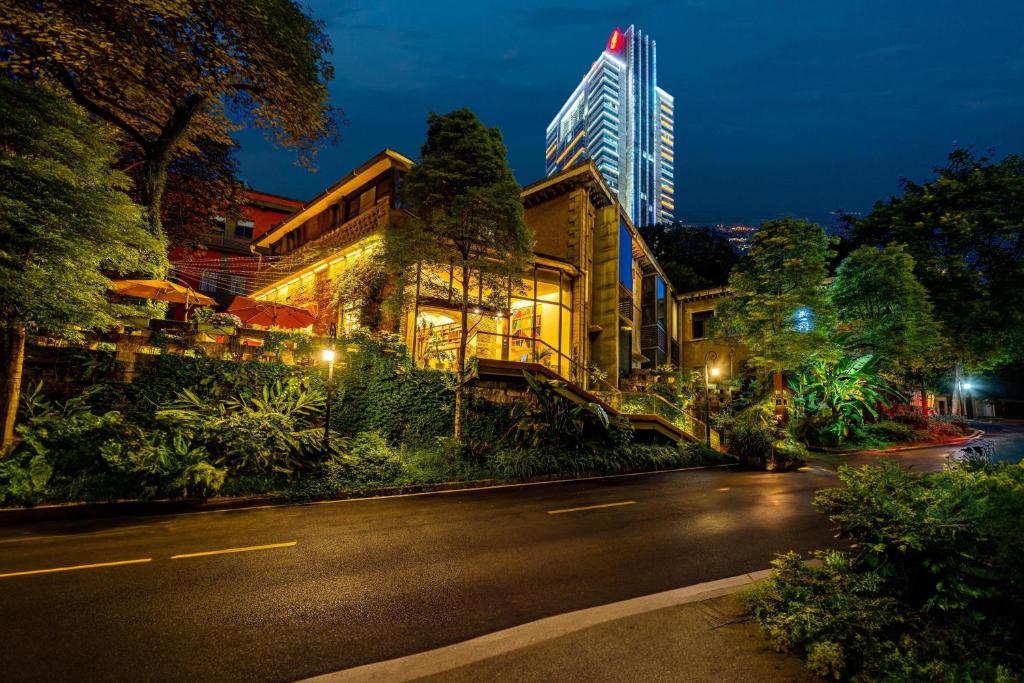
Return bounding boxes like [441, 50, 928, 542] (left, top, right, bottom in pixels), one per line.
[234, 0, 1024, 227]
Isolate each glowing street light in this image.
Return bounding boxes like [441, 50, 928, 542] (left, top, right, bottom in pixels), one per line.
[703, 351, 719, 448]
[322, 323, 337, 454]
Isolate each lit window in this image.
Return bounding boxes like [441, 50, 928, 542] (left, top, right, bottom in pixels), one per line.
[793, 307, 814, 332]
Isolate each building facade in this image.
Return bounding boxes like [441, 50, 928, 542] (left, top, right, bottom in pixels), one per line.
[169, 189, 302, 308]
[545, 26, 674, 228]
[248, 151, 681, 390]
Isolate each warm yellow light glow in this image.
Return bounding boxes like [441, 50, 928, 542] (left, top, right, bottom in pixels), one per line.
[711, 367, 720, 377]
[321, 348, 335, 363]
[554, 130, 585, 165]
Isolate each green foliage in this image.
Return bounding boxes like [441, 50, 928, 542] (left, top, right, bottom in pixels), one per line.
[2, 398, 227, 505]
[830, 244, 941, 371]
[716, 218, 836, 375]
[2, 0, 336, 236]
[852, 148, 1024, 369]
[488, 439, 733, 481]
[123, 353, 299, 423]
[157, 378, 330, 476]
[509, 371, 633, 453]
[637, 223, 740, 292]
[0, 77, 166, 334]
[749, 461, 1024, 680]
[790, 354, 902, 445]
[383, 108, 533, 439]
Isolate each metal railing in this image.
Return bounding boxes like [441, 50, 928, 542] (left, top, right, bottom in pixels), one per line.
[596, 389, 721, 449]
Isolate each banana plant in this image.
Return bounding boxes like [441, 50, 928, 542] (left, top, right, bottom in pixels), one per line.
[790, 354, 903, 443]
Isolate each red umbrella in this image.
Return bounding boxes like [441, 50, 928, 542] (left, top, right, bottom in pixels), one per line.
[227, 296, 317, 329]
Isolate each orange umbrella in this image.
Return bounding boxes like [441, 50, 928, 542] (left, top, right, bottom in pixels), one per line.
[227, 296, 317, 329]
[110, 279, 215, 306]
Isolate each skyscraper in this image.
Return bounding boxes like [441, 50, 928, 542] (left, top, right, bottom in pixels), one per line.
[545, 26, 675, 227]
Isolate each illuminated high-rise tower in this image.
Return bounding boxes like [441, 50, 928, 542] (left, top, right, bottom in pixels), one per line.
[545, 26, 675, 227]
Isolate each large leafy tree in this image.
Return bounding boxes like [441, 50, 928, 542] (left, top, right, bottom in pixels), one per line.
[0, 78, 166, 448]
[146, 140, 246, 248]
[385, 109, 533, 441]
[852, 149, 1024, 410]
[637, 223, 740, 292]
[1, 0, 335, 237]
[830, 244, 941, 411]
[717, 218, 836, 377]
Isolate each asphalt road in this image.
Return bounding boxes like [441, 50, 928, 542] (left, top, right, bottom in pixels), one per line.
[0, 422, 1015, 683]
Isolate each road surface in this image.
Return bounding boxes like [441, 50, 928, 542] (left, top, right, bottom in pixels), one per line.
[0, 421, 1018, 682]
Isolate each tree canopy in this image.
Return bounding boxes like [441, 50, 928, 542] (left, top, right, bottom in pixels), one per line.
[384, 109, 533, 439]
[0, 78, 166, 446]
[851, 148, 1024, 370]
[1, 0, 335, 235]
[717, 218, 835, 375]
[830, 243, 941, 371]
[637, 223, 740, 293]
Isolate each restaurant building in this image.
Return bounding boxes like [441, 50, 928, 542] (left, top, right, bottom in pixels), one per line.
[248, 150, 683, 392]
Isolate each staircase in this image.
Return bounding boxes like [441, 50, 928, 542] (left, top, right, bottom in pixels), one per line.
[473, 358, 721, 448]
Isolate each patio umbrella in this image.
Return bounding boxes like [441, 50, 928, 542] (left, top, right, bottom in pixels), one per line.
[110, 279, 215, 306]
[227, 296, 317, 329]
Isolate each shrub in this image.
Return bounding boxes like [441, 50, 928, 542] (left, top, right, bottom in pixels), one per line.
[157, 379, 331, 476]
[748, 461, 1024, 680]
[2, 404, 227, 505]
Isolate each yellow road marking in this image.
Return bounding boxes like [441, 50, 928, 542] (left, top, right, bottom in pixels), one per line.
[0, 558, 152, 579]
[547, 501, 637, 515]
[170, 541, 296, 559]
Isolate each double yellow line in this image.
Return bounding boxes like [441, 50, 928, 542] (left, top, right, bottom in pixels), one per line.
[0, 541, 296, 579]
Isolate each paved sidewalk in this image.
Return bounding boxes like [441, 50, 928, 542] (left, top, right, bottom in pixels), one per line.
[420, 594, 814, 682]
[306, 572, 815, 683]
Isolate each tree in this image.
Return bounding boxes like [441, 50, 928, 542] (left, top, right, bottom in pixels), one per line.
[852, 148, 1024, 411]
[384, 109, 533, 441]
[1, 0, 335, 237]
[830, 244, 941, 412]
[717, 218, 836, 378]
[0, 78, 167, 448]
[149, 140, 247, 248]
[637, 223, 740, 292]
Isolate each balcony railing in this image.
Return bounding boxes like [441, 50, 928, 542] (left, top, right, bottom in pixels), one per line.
[618, 284, 634, 322]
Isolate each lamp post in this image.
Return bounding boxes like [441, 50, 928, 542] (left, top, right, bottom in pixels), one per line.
[704, 350, 719, 448]
[962, 381, 973, 419]
[322, 323, 337, 454]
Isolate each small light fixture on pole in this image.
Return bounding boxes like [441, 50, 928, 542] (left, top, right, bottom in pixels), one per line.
[704, 350, 719, 448]
[322, 323, 337, 454]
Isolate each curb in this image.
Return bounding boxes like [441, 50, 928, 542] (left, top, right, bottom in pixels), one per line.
[812, 429, 983, 456]
[300, 569, 773, 683]
[860, 428, 983, 454]
[0, 462, 738, 524]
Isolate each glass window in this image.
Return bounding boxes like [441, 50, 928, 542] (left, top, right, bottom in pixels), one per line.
[619, 221, 633, 291]
[692, 310, 714, 339]
[234, 220, 255, 240]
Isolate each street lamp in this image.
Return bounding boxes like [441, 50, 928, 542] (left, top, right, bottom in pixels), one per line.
[704, 350, 719, 448]
[322, 323, 337, 454]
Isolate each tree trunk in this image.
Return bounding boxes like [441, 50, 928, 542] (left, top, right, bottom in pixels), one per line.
[137, 93, 207, 241]
[453, 260, 470, 442]
[919, 370, 929, 416]
[138, 155, 169, 237]
[951, 363, 961, 416]
[1, 325, 27, 451]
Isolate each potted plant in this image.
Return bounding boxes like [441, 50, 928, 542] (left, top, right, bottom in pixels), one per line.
[192, 308, 242, 337]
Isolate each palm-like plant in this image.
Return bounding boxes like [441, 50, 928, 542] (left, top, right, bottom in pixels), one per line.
[790, 355, 903, 444]
[510, 371, 621, 450]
